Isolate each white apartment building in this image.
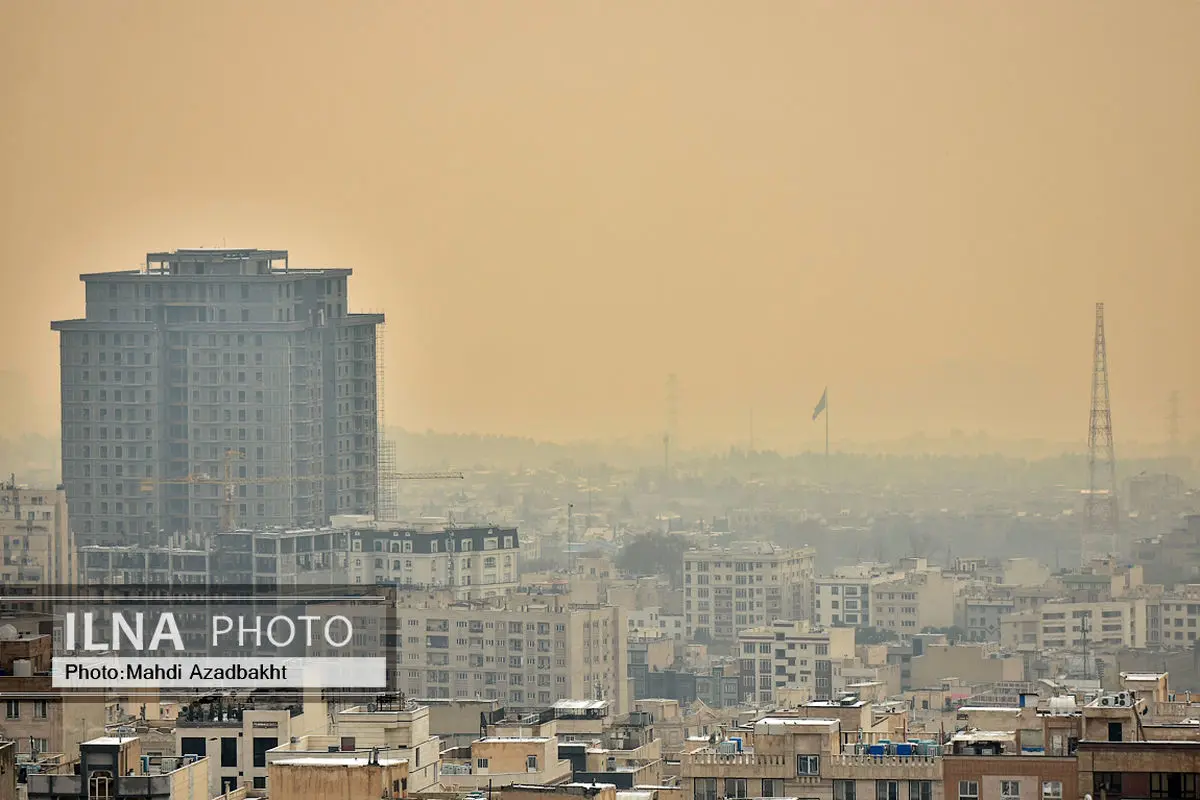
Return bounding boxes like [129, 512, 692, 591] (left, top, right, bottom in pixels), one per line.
[627, 606, 685, 641]
[736, 620, 856, 704]
[869, 561, 957, 633]
[813, 564, 900, 628]
[1000, 598, 1148, 651]
[1149, 588, 1200, 649]
[346, 523, 521, 599]
[683, 543, 816, 645]
[393, 595, 631, 713]
[0, 479, 75, 588]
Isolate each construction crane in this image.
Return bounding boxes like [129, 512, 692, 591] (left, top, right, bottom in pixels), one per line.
[140, 449, 464, 531]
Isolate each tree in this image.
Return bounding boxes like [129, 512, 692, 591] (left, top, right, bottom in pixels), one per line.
[921, 625, 968, 643]
[616, 532, 687, 585]
[854, 626, 896, 645]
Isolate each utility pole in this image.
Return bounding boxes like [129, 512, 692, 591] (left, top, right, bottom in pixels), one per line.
[1080, 614, 1092, 681]
[567, 503, 574, 576]
[1083, 303, 1119, 564]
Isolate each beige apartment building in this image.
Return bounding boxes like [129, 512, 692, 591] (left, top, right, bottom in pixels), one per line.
[0, 479, 75, 588]
[394, 594, 630, 713]
[870, 561, 957, 633]
[0, 633, 106, 759]
[736, 620, 856, 704]
[175, 695, 327, 797]
[1000, 598, 1148, 652]
[267, 738, 409, 800]
[683, 543, 816, 646]
[441, 717, 574, 790]
[680, 712, 942, 800]
[331, 697, 442, 791]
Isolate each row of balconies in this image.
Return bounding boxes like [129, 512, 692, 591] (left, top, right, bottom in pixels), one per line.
[682, 750, 941, 780]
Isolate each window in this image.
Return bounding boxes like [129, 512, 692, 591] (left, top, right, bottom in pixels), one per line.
[4, 701, 17, 719]
[525, 755, 538, 771]
[833, 781, 856, 800]
[724, 779, 748, 798]
[179, 738, 207, 758]
[476, 758, 489, 769]
[695, 779, 717, 800]
[999, 782, 1019, 800]
[1094, 773, 1121, 796]
[958, 782, 979, 800]
[252, 737, 277, 768]
[33, 701, 48, 719]
[221, 737, 238, 768]
[1042, 782, 1063, 799]
[762, 779, 783, 798]
[876, 782, 899, 800]
[1150, 773, 1198, 798]
[1107, 721, 1123, 741]
[909, 782, 932, 800]
[796, 754, 819, 775]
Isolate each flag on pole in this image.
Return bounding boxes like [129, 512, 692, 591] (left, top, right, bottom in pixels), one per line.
[812, 388, 827, 421]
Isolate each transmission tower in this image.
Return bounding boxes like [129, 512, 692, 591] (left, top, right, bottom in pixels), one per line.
[1082, 302, 1119, 564]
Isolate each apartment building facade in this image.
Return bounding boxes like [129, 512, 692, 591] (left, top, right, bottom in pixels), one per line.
[813, 564, 899, 629]
[0, 479, 74, 588]
[331, 699, 443, 791]
[627, 606, 685, 641]
[736, 620, 856, 704]
[1000, 599, 1147, 652]
[1146, 587, 1200, 649]
[175, 695, 326, 797]
[683, 543, 816, 646]
[393, 597, 630, 713]
[79, 523, 521, 595]
[958, 597, 1016, 643]
[870, 564, 957, 633]
[680, 715, 942, 800]
[0, 634, 107, 759]
[52, 248, 383, 542]
[347, 524, 521, 599]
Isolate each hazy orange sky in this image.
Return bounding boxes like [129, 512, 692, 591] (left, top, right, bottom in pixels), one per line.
[1, 1, 1198, 450]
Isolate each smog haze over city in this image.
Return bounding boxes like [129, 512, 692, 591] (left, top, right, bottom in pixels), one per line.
[2, 5, 1200, 799]
[2, 1, 1199, 452]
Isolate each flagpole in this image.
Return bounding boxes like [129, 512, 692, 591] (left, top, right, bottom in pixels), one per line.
[825, 389, 830, 483]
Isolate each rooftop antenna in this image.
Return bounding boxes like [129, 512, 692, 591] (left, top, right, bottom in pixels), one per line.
[567, 503, 575, 578]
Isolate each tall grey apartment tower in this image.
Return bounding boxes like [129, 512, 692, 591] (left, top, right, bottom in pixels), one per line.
[52, 248, 384, 545]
